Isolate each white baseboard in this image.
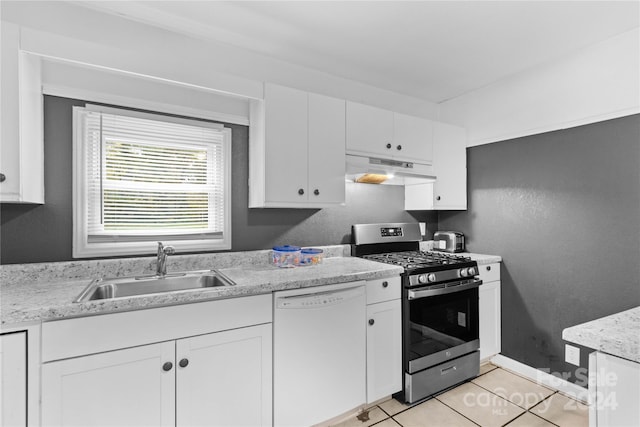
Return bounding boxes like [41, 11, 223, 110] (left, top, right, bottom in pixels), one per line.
[490, 354, 590, 404]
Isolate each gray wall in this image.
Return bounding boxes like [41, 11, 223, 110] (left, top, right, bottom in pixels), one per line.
[0, 95, 437, 264]
[439, 114, 640, 383]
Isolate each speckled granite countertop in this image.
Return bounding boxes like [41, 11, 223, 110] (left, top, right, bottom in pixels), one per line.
[563, 306, 640, 363]
[417, 242, 502, 264]
[461, 253, 502, 265]
[1, 251, 402, 328]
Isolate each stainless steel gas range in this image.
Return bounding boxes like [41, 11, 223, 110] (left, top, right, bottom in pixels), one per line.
[352, 222, 482, 404]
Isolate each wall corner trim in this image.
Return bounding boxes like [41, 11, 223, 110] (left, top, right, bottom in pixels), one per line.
[490, 354, 589, 404]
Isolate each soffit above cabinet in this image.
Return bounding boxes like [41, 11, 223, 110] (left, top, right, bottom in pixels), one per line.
[69, 1, 640, 103]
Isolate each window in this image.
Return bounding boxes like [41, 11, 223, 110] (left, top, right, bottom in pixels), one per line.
[73, 105, 231, 257]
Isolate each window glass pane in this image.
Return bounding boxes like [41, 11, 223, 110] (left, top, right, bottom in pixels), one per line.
[73, 105, 231, 257]
[103, 189, 210, 231]
[104, 140, 209, 185]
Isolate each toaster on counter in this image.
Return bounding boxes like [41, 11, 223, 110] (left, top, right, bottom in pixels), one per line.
[433, 231, 465, 253]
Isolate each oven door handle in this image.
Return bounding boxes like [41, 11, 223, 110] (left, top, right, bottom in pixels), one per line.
[408, 279, 482, 300]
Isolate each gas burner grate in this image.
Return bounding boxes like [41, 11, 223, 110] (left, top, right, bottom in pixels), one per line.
[362, 251, 471, 269]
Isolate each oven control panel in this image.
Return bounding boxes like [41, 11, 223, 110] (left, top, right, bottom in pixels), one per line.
[381, 227, 403, 237]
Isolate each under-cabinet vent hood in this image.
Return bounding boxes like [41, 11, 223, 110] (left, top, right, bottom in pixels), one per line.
[345, 154, 436, 185]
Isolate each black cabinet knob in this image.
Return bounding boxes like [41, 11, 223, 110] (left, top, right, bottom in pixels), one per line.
[386, 143, 392, 149]
[436, 196, 441, 201]
[486, 266, 491, 271]
[0, 173, 5, 183]
[382, 281, 388, 288]
[298, 188, 304, 195]
[162, 362, 173, 372]
[313, 189, 320, 196]
[396, 145, 402, 151]
[179, 358, 189, 368]
[368, 319, 375, 326]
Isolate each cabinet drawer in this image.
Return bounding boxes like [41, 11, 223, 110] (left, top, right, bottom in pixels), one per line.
[366, 276, 401, 305]
[478, 263, 500, 283]
[42, 294, 272, 362]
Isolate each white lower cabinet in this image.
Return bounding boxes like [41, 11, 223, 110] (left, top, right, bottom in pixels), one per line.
[42, 341, 176, 427]
[589, 352, 640, 427]
[42, 324, 272, 427]
[1, 332, 27, 427]
[365, 277, 402, 404]
[366, 299, 402, 403]
[40, 295, 272, 427]
[478, 263, 501, 361]
[176, 324, 272, 427]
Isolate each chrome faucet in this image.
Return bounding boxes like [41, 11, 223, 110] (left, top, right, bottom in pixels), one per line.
[156, 242, 175, 277]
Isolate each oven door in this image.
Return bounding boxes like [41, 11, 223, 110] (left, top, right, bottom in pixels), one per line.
[404, 280, 480, 374]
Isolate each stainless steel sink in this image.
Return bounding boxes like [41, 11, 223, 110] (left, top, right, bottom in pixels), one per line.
[74, 270, 235, 302]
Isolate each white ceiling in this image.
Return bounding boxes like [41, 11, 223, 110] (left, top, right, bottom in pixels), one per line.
[75, 1, 639, 103]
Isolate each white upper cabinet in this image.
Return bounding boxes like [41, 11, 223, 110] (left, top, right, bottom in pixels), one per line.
[0, 22, 44, 204]
[308, 92, 346, 204]
[262, 83, 309, 205]
[346, 101, 433, 164]
[249, 83, 345, 208]
[432, 122, 467, 209]
[405, 121, 467, 210]
[345, 102, 394, 158]
[393, 112, 434, 164]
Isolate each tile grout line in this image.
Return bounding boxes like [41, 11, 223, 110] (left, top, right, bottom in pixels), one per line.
[470, 380, 531, 411]
[525, 409, 561, 427]
[372, 365, 580, 427]
[526, 391, 562, 426]
[431, 394, 483, 427]
[370, 416, 401, 427]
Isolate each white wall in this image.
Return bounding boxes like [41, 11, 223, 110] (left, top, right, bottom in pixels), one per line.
[439, 28, 640, 146]
[1, 1, 439, 119]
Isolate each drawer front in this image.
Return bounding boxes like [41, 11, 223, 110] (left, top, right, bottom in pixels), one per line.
[479, 263, 500, 283]
[366, 276, 401, 305]
[42, 294, 272, 362]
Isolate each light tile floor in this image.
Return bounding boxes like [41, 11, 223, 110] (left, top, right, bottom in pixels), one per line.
[331, 364, 589, 427]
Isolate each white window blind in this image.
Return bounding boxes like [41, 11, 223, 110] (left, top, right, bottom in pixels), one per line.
[73, 106, 231, 257]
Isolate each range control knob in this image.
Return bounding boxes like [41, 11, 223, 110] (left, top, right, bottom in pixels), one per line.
[460, 268, 469, 277]
[427, 273, 437, 282]
[467, 267, 477, 276]
[418, 274, 428, 284]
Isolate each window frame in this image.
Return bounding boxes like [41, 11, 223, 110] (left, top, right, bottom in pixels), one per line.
[72, 104, 232, 258]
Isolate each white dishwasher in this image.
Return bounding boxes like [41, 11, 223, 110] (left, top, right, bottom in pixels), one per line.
[274, 281, 366, 427]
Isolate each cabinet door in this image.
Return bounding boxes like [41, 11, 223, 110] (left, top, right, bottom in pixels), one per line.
[366, 299, 402, 403]
[308, 93, 346, 204]
[433, 122, 467, 209]
[479, 280, 501, 361]
[176, 324, 272, 427]
[346, 101, 394, 158]
[41, 341, 175, 427]
[0, 22, 21, 201]
[1, 332, 27, 427]
[264, 83, 309, 203]
[0, 21, 44, 204]
[592, 352, 640, 427]
[393, 113, 433, 164]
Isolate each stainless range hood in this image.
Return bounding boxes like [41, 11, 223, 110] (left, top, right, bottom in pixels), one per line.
[345, 154, 436, 185]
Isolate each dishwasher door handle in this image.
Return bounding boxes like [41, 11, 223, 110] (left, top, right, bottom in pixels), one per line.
[275, 285, 364, 309]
